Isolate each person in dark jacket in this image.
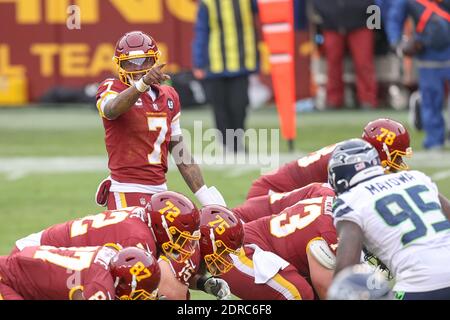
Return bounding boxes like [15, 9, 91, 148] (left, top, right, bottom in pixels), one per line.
[312, 0, 378, 109]
[385, 0, 450, 150]
[192, 0, 260, 153]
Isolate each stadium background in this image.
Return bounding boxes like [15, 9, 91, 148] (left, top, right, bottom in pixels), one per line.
[1, 0, 450, 299]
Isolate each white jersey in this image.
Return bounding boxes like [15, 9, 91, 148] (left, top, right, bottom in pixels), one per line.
[333, 170, 450, 292]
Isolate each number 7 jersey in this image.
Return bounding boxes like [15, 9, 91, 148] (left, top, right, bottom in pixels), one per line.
[96, 78, 181, 186]
[333, 170, 450, 292]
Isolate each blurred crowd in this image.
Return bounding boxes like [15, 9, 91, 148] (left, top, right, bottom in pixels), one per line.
[189, 0, 450, 151]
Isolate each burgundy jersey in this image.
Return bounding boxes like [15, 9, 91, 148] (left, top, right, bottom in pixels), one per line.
[96, 78, 181, 186]
[233, 183, 336, 222]
[40, 207, 157, 256]
[243, 195, 338, 279]
[162, 242, 201, 286]
[246, 144, 337, 199]
[0, 246, 116, 300]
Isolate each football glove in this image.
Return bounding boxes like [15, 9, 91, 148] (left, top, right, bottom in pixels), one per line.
[204, 277, 231, 300]
[195, 185, 227, 207]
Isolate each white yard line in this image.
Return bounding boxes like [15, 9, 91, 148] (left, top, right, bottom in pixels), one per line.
[1, 151, 450, 180]
[431, 170, 450, 182]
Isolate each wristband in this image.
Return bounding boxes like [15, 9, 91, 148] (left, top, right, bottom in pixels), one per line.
[135, 78, 150, 93]
[194, 185, 209, 206]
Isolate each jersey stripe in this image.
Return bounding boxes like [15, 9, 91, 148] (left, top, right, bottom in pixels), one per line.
[233, 249, 302, 300]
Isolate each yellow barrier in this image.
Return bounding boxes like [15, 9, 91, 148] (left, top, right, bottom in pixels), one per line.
[0, 75, 28, 106]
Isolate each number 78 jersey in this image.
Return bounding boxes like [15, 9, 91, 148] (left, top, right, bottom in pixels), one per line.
[333, 170, 450, 292]
[96, 78, 181, 186]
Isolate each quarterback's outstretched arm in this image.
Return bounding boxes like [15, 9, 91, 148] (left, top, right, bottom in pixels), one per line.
[103, 84, 142, 120]
[334, 220, 364, 276]
[103, 64, 170, 120]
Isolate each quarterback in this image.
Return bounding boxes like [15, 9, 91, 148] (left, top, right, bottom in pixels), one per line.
[95, 30, 224, 209]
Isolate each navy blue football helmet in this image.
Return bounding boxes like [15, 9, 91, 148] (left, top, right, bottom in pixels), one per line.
[328, 138, 384, 195]
[327, 264, 392, 300]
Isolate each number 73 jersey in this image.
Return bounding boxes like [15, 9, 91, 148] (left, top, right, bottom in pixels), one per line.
[96, 78, 182, 186]
[333, 170, 450, 292]
[243, 195, 337, 278]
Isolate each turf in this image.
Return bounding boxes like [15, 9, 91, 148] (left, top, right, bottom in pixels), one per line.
[0, 105, 448, 299]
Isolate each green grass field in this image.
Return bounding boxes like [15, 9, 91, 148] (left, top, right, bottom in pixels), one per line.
[1, 105, 449, 299]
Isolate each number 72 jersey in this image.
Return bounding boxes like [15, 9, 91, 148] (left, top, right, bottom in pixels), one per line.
[333, 170, 450, 292]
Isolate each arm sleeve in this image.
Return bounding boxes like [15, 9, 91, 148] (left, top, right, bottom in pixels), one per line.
[192, 2, 210, 69]
[171, 112, 182, 137]
[385, 0, 408, 45]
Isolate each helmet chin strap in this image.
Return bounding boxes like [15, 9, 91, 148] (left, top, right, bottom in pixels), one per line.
[131, 275, 137, 291]
[382, 143, 392, 162]
[161, 215, 173, 243]
[209, 228, 217, 254]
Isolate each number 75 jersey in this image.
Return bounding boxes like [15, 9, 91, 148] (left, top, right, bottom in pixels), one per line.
[96, 78, 182, 186]
[333, 170, 450, 292]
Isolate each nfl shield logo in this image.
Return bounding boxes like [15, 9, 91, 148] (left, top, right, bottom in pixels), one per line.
[167, 99, 174, 110]
[355, 162, 366, 171]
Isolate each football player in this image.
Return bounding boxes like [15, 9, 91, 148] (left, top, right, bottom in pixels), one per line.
[10, 192, 221, 300]
[246, 118, 450, 219]
[247, 118, 412, 199]
[95, 30, 225, 210]
[220, 191, 338, 300]
[0, 245, 160, 300]
[12, 192, 199, 262]
[329, 139, 450, 299]
[155, 205, 244, 300]
[233, 182, 335, 223]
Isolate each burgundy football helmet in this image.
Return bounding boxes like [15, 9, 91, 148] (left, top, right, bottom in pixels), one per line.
[113, 30, 161, 86]
[110, 247, 161, 300]
[147, 191, 200, 263]
[362, 118, 412, 172]
[199, 205, 244, 276]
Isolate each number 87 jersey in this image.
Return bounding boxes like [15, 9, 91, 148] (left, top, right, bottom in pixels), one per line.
[333, 170, 450, 293]
[96, 78, 182, 187]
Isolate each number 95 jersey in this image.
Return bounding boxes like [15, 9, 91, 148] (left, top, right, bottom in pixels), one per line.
[333, 170, 450, 293]
[96, 78, 182, 186]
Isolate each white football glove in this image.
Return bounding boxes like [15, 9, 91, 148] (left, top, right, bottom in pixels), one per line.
[204, 277, 231, 300]
[195, 185, 227, 207]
